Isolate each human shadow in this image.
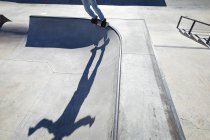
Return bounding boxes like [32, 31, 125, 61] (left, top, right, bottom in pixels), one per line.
[28, 38, 110, 140]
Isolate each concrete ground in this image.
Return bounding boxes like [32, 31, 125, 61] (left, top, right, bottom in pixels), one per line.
[0, 0, 210, 139]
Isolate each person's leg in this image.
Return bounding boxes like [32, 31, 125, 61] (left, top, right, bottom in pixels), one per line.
[81, 0, 97, 19]
[89, 0, 105, 21]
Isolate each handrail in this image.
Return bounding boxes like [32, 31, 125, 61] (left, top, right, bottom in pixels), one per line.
[177, 16, 210, 46]
[178, 16, 210, 27]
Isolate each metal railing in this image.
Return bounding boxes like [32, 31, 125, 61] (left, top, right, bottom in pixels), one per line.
[177, 16, 210, 46]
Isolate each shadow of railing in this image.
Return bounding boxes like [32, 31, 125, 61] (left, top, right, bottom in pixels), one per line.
[177, 16, 210, 48]
[28, 38, 110, 140]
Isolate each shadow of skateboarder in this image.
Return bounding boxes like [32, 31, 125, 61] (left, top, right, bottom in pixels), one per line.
[28, 38, 110, 140]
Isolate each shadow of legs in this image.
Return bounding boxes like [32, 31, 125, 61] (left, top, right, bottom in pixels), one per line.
[28, 38, 109, 139]
[74, 115, 95, 128]
[28, 119, 53, 136]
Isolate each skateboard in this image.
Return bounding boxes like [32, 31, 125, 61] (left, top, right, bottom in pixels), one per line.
[92, 19, 109, 28]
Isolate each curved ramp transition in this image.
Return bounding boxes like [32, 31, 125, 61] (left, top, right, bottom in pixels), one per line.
[26, 16, 121, 140]
[1, 16, 121, 140]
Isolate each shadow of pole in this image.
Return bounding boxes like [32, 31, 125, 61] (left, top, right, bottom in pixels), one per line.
[28, 38, 110, 140]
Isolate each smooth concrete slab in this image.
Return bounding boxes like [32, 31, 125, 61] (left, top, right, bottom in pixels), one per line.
[0, 17, 121, 140]
[110, 19, 181, 140]
[0, 34, 24, 59]
[1, 1, 210, 140]
[0, 14, 181, 140]
[120, 54, 172, 140]
[109, 19, 150, 55]
[155, 46, 210, 140]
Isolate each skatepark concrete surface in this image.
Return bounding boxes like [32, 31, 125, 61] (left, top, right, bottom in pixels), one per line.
[0, 0, 210, 140]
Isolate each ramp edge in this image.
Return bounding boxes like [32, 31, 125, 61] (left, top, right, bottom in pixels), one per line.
[143, 20, 186, 140]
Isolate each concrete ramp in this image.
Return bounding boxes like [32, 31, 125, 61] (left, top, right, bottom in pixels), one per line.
[0, 17, 121, 140]
[26, 16, 111, 49]
[0, 15, 184, 140]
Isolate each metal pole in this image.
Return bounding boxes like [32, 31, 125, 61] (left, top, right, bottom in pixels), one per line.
[188, 21, 196, 34]
[177, 16, 183, 29]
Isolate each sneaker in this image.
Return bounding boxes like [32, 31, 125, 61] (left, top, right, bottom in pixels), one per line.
[91, 17, 98, 24]
[101, 19, 107, 27]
